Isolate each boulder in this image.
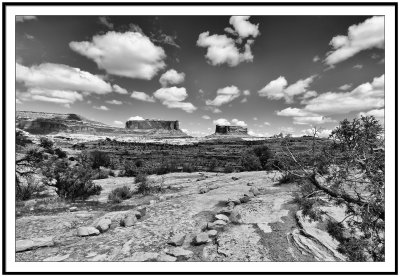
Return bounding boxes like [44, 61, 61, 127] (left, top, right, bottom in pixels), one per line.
[194, 232, 209, 245]
[158, 253, 177, 262]
[77, 227, 100, 237]
[69, 207, 78, 212]
[199, 187, 210, 194]
[122, 215, 137, 227]
[16, 237, 54, 252]
[95, 218, 111, 233]
[232, 176, 239, 181]
[168, 233, 186, 246]
[239, 195, 251, 203]
[227, 198, 241, 205]
[244, 192, 255, 198]
[207, 230, 218, 238]
[219, 207, 233, 216]
[43, 254, 70, 262]
[166, 247, 193, 260]
[250, 187, 260, 196]
[207, 220, 227, 230]
[215, 214, 230, 223]
[123, 252, 159, 262]
[229, 209, 241, 224]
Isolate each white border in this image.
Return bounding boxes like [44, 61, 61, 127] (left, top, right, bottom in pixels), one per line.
[4, 3, 397, 273]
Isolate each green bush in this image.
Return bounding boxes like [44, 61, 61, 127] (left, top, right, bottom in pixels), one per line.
[278, 172, 298, 185]
[16, 130, 32, 146]
[54, 148, 67, 159]
[155, 161, 178, 175]
[41, 159, 102, 200]
[93, 168, 110, 180]
[124, 160, 138, 177]
[208, 158, 218, 172]
[252, 145, 274, 170]
[108, 186, 134, 203]
[89, 150, 111, 169]
[240, 152, 262, 171]
[39, 137, 54, 150]
[182, 163, 195, 173]
[224, 165, 235, 173]
[135, 172, 148, 184]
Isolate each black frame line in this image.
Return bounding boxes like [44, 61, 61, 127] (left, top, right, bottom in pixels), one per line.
[2, 2, 398, 275]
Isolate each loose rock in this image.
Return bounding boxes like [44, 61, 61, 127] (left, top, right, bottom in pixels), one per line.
[207, 230, 218, 237]
[239, 195, 251, 203]
[194, 232, 209, 245]
[244, 192, 255, 198]
[232, 177, 239, 181]
[199, 187, 210, 194]
[166, 247, 193, 260]
[95, 218, 111, 233]
[16, 237, 54, 252]
[250, 187, 260, 196]
[43, 254, 70, 262]
[122, 215, 137, 227]
[168, 233, 186, 246]
[158, 253, 177, 262]
[215, 214, 230, 223]
[208, 220, 227, 230]
[123, 252, 159, 262]
[69, 207, 78, 212]
[227, 198, 241, 205]
[229, 209, 241, 224]
[77, 227, 100, 237]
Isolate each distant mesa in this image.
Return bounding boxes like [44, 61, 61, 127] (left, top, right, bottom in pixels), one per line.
[126, 120, 180, 131]
[208, 125, 250, 138]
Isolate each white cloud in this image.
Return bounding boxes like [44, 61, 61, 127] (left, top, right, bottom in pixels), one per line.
[70, 31, 166, 79]
[106, 99, 122, 105]
[325, 16, 384, 65]
[16, 16, 37, 22]
[159, 69, 185, 87]
[276, 107, 316, 117]
[197, 32, 254, 67]
[359, 108, 384, 118]
[229, 16, 259, 38]
[202, 115, 211, 120]
[213, 118, 231, 126]
[99, 16, 113, 29]
[253, 117, 258, 121]
[153, 87, 197, 113]
[339, 84, 352, 90]
[248, 130, 269, 137]
[93, 105, 109, 111]
[16, 63, 112, 94]
[353, 64, 363, 69]
[114, 120, 123, 125]
[293, 116, 336, 125]
[232, 118, 247, 127]
[258, 76, 288, 99]
[304, 74, 384, 114]
[302, 128, 332, 138]
[204, 106, 222, 114]
[113, 84, 128, 94]
[313, 55, 320, 62]
[258, 75, 316, 103]
[206, 85, 240, 106]
[264, 122, 270, 126]
[302, 90, 318, 99]
[18, 88, 84, 105]
[240, 98, 247, 103]
[130, 91, 155, 102]
[128, 116, 144, 121]
[243, 90, 250, 96]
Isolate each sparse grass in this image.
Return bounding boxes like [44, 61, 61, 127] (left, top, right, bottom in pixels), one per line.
[277, 172, 298, 185]
[108, 186, 134, 203]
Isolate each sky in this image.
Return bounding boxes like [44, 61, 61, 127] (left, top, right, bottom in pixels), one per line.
[15, 15, 384, 137]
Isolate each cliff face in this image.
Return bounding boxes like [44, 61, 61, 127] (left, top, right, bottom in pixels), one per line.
[215, 125, 248, 136]
[125, 120, 179, 130]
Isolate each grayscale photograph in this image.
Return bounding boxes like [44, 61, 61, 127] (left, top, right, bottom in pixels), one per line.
[4, 2, 397, 274]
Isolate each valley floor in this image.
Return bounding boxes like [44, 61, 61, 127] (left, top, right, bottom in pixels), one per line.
[15, 171, 346, 262]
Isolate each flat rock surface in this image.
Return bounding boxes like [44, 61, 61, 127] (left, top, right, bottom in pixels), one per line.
[16, 171, 345, 262]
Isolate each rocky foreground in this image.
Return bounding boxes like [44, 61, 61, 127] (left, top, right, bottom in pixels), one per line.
[16, 171, 346, 262]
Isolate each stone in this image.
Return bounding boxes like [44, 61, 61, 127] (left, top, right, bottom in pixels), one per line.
[168, 233, 186, 246]
[122, 215, 137, 227]
[219, 207, 233, 216]
[43, 254, 69, 262]
[194, 232, 209, 245]
[227, 198, 241, 205]
[215, 214, 230, 223]
[69, 207, 78, 212]
[150, 200, 157, 205]
[232, 176, 239, 181]
[247, 182, 253, 186]
[158, 253, 177, 262]
[199, 187, 210, 194]
[166, 247, 193, 260]
[207, 220, 227, 230]
[123, 252, 159, 262]
[24, 199, 37, 207]
[250, 187, 260, 196]
[207, 230, 218, 237]
[77, 227, 100, 237]
[16, 236, 54, 252]
[137, 207, 147, 218]
[244, 192, 255, 198]
[229, 209, 241, 224]
[239, 195, 251, 203]
[226, 201, 236, 209]
[95, 218, 111, 233]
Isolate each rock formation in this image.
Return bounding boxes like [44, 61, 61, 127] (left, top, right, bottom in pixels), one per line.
[212, 125, 249, 137]
[125, 120, 179, 130]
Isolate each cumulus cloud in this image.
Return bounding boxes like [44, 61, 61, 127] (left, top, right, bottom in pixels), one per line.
[353, 64, 363, 69]
[159, 69, 185, 87]
[248, 130, 270, 137]
[206, 85, 240, 106]
[302, 128, 332, 138]
[313, 55, 320, 62]
[112, 84, 128, 94]
[99, 16, 113, 29]
[213, 118, 231, 126]
[339, 84, 352, 90]
[197, 32, 254, 67]
[359, 108, 384, 118]
[153, 87, 197, 113]
[70, 31, 166, 79]
[16, 63, 112, 105]
[258, 75, 316, 103]
[106, 99, 122, 105]
[293, 116, 336, 125]
[204, 106, 222, 114]
[16, 63, 112, 94]
[232, 118, 247, 127]
[202, 115, 211, 120]
[325, 16, 384, 66]
[93, 105, 109, 111]
[276, 107, 316, 117]
[302, 90, 318, 100]
[16, 16, 37, 22]
[229, 16, 259, 38]
[243, 90, 250, 96]
[264, 122, 270, 126]
[303, 74, 384, 114]
[114, 120, 123, 125]
[130, 91, 155, 102]
[129, 116, 144, 121]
